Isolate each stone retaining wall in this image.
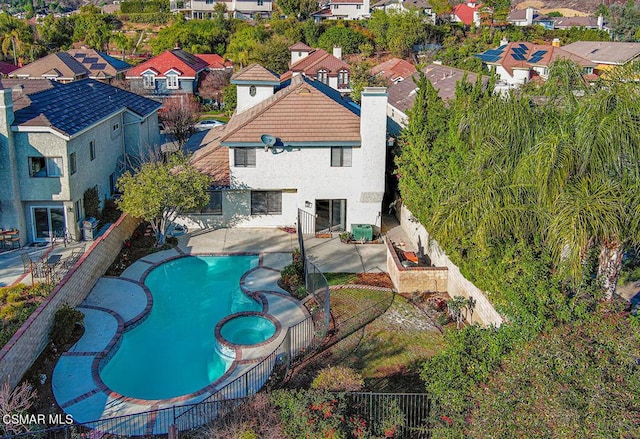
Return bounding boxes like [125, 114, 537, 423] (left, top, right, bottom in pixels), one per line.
[0, 214, 140, 389]
[386, 239, 448, 294]
[398, 205, 503, 327]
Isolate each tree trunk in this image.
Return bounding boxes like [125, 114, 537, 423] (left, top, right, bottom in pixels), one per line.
[597, 241, 623, 301]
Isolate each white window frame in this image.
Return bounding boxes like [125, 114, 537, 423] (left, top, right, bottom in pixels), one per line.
[166, 74, 179, 90]
[143, 74, 156, 89]
[331, 147, 352, 167]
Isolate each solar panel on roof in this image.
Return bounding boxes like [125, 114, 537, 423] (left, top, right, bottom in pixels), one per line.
[498, 45, 507, 49]
[84, 57, 98, 63]
[91, 63, 107, 69]
[528, 56, 543, 63]
[512, 54, 526, 61]
[512, 47, 524, 54]
[519, 43, 528, 49]
[530, 50, 548, 57]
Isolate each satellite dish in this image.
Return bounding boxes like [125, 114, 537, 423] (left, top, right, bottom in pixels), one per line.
[260, 134, 276, 151]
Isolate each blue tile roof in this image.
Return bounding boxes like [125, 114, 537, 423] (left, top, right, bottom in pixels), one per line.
[12, 79, 161, 137]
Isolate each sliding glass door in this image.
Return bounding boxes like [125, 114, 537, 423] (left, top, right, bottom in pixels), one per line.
[315, 199, 346, 233]
[32, 207, 66, 240]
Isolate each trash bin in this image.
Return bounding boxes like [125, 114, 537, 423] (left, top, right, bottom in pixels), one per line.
[82, 217, 99, 241]
[351, 224, 373, 242]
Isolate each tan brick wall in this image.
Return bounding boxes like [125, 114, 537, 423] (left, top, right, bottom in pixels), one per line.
[0, 214, 140, 389]
[386, 239, 448, 294]
[398, 205, 503, 327]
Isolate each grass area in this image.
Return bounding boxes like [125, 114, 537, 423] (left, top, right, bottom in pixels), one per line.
[0, 283, 53, 347]
[198, 112, 229, 123]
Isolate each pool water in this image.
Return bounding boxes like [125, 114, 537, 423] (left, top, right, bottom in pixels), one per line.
[221, 316, 276, 345]
[99, 255, 260, 400]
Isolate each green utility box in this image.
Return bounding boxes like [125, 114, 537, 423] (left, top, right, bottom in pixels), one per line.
[351, 224, 373, 241]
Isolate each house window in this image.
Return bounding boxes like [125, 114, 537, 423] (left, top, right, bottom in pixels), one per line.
[333, 3, 338, 8]
[28, 157, 62, 177]
[74, 199, 82, 222]
[166, 74, 179, 89]
[317, 69, 328, 84]
[143, 74, 156, 89]
[89, 140, 96, 160]
[338, 70, 349, 88]
[251, 191, 282, 215]
[257, 0, 264, 5]
[113, 123, 120, 132]
[206, 0, 214, 3]
[249, 85, 257, 97]
[69, 152, 77, 175]
[331, 147, 352, 167]
[234, 148, 256, 167]
[356, 4, 361, 8]
[201, 190, 222, 214]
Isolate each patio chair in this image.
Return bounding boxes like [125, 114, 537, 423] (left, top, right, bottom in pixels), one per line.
[63, 245, 86, 269]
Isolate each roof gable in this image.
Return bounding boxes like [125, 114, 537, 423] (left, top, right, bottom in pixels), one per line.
[288, 49, 350, 76]
[127, 49, 208, 78]
[231, 63, 280, 83]
[10, 52, 88, 79]
[452, 3, 481, 25]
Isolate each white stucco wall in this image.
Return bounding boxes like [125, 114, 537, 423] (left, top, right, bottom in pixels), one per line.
[330, 3, 367, 19]
[236, 84, 275, 114]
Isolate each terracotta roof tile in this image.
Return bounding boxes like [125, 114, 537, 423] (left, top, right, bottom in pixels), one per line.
[191, 126, 230, 186]
[196, 54, 234, 69]
[11, 52, 87, 80]
[127, 49, 209, 78]
[287, 49, 350, 76]
[222, 75, 360, 143]
[370, 58, 416, 83]
[232, 63, 279, 82]
[288, 42, 313, 51]
[452, 3, 482, 25]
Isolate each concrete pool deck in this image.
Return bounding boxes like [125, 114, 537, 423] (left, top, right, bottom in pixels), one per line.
[52, 241, 309, 434]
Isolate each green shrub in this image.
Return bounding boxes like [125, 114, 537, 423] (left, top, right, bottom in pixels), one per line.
[83, 187, 101, 220]
[280, 249, 305, 294]
[311, 366, 364, 392]
[50, 305, 84, 347]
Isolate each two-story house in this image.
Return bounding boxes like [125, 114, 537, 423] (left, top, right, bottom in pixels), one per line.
[311, 0, 371, 21]
[561, 41, 640, 75]
[126, 48, 210, 101]
[476, 41, 597, 88]
[169, 0, 272, 20]
[183, 63, 387, 234]
[280, 43, 351, 93]
[371, 0, 436, 23]
[0, 79, 161, 245]
[451, 0, 484, 27]
[9, 48, 131, 84]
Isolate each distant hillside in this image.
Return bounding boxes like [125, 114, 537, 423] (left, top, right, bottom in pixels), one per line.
[511, 0, 637, 15]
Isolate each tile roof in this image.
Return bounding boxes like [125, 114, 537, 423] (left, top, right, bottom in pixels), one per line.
[127, 49, 209, 78]
[231, 63, 279, 82]
[0, 61, 18, 75]
[4, 78, 161, 137]
[476, 42, 596, 76]
[191, 74, 362, 182]
[288, 42, 313, 52]
[561, 41, 640, 65]
[331, 0, 364, 3]
[11, 52, 87, 80]
[67, 48, 132, 77]
[388, 63, 488, 113]
[195, 54, 234, 69]
[452, 3, 482, 25]
[286, 49, 350, 77]
[370, 58, 417, 84]
[222, 75, 360, 144]
[190, 126, 230, 186]
[553, 16, 601, 28]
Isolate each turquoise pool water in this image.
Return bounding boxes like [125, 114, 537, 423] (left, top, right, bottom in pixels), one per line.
[99, 255, 260, 400]
[221, 316, 276, 345]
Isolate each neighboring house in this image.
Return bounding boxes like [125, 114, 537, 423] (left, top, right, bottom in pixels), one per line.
[9, 49, 131, 84]
[184, 63, 388, 234]
[561, 41, 640, 74]
[169, 0, 272, 19]
[0, 61, 19, 76]
[552, 15, 607, 31]
[311, 0, 371, 21]
[126, 48, 209, 101]
[196, 54, 234, 72]
[386, 63, 488, 132]
[0, 79, 161, 245]
[476, 41, 597, 88]
[371, 0, 436, 22]
[370, 58, 416, 85]
[280, 43, 351, 93]
[507, 7, 554, 29]
[451, 0, 484, 27]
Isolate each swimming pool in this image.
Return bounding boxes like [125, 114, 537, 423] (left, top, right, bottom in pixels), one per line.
[99, 255, 267, 400]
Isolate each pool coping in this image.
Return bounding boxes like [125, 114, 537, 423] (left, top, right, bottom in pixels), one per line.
[53, 250, 309, 427]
